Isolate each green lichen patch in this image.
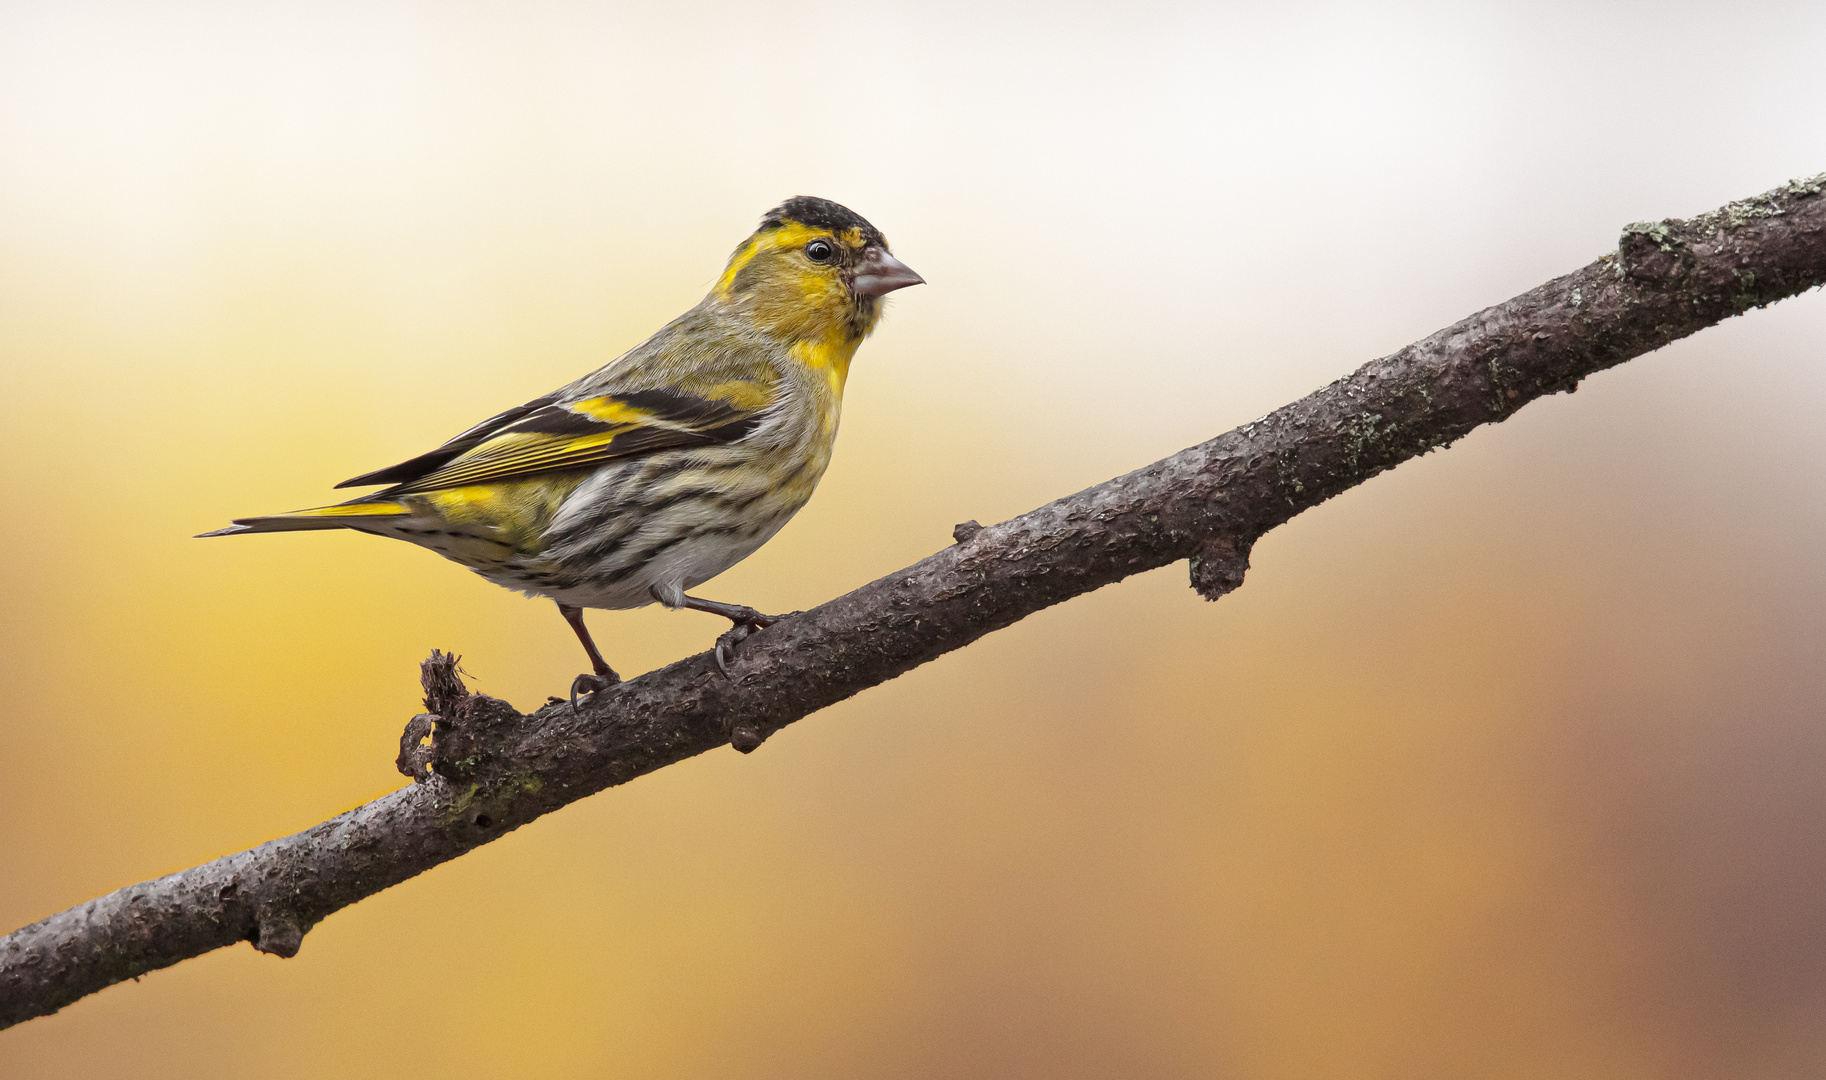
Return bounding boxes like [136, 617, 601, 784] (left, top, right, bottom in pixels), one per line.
[1622, 220, 1677, 251]
[1686, 172, 1826, 235]
[435, 771, 545, 830]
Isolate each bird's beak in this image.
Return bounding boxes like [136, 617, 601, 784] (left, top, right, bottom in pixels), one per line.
[851, 247, 925, 298]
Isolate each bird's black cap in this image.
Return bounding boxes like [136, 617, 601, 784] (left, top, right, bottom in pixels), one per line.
[761, 196, 886, 247]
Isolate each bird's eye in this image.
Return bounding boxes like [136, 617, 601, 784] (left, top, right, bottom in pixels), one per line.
[804, 239, 836, 264]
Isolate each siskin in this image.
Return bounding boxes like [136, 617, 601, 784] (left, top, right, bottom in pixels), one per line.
[202, 197, 923, 703]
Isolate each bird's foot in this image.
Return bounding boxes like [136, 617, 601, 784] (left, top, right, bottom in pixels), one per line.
[713, 607, 782, 679]
[569, 670, 621, 712]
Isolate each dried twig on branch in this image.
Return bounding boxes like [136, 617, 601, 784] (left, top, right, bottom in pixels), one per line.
[4, 174, 1824, 1030]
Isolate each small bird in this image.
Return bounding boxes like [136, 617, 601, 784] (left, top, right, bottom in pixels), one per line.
[202, 197, 923, 704]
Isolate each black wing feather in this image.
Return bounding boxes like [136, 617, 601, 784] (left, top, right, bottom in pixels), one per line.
[337, 387, 767, 495]
[334, 393, 561, 488]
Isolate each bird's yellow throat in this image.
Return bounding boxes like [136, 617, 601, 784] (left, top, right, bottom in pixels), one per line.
[715, 220, 878, 395]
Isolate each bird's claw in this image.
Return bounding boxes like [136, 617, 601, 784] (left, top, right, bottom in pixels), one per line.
[713, 611, 780, 680]
[569, 671, 620, 712]
[713, 624, 752, 678]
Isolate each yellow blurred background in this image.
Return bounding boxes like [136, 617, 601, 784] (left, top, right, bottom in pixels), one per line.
[4, 1, 1826, 1076]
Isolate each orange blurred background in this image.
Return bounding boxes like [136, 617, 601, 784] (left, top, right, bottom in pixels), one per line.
[4, 2, 1826, 1076]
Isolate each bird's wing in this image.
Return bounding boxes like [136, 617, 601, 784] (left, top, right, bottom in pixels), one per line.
[336, 386, 769, 494]
[335, 393, 564, 488]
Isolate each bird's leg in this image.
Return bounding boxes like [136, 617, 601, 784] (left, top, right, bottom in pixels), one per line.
[558, 602, 620, 709]
[679, 595, 783, 678]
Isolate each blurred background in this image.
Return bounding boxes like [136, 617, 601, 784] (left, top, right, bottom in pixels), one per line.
[3, 1, 1825, 1076]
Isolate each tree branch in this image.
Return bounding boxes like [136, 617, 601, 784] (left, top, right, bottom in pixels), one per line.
[5, 174, 1824, 1030]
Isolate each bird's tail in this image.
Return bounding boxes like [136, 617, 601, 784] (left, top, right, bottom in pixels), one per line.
[196, 501, 412, 538]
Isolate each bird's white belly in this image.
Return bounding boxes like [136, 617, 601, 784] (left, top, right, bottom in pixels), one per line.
[461, 401, 833, 612]
[534, 515, 787, 611]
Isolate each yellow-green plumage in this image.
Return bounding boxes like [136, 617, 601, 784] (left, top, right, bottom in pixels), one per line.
[202, 197, 923, 686]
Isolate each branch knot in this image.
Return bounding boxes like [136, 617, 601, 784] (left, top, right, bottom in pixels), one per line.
[395, 651, 523, 784]
[251, 909, 304, 959]
[1189, 534, 1253, 600]
[1619, 220, 1693, 284]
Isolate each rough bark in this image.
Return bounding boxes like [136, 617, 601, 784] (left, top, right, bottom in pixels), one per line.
[4, 174, 1825, 1030]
